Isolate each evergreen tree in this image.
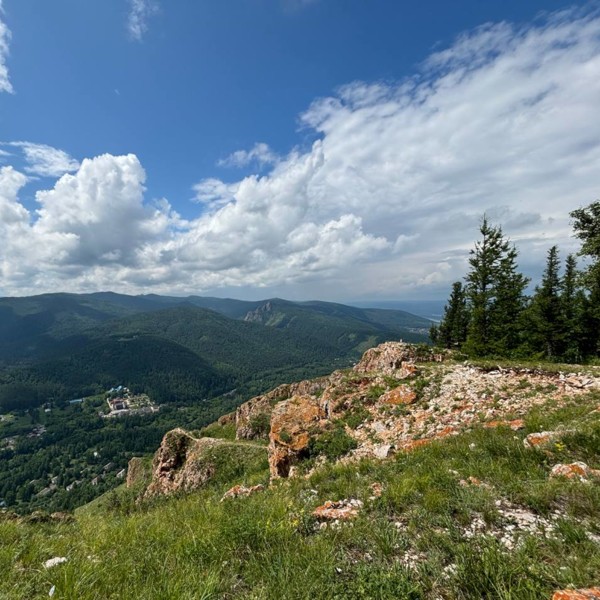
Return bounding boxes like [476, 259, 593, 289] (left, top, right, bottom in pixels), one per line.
[528, 246, 564, 359]
[561, 254, 585, 362]
[436, 281, 469, 348]
[570, 201, 600, 356]
[463, 217, 528, 356]
[490, 246, 529, 355]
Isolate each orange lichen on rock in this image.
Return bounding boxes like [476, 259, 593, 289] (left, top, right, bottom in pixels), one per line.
[550, 462, 600, 482]
[380, 385, 417, 405]
[312, 499, 363, 521]
[268, 395, 325, 478]
[220, 484, 265, 502]
[484, 419, 525, 430]
[552, 588, 600, 600]
[524, 431, 560, 449]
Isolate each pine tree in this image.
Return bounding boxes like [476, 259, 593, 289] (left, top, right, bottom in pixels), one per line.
[490, 246, 529, 355]
[463, 216, 528, 356]
[528, 246, 563, 359]
[560, 254, 585, 362]
[436, 281, 469, 348]
[570, 201, 600, 356]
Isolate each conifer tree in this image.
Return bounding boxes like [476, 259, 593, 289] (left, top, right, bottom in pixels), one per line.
[529, 246, 563, 359]
[570, 201, 600, 356]
[561, 253, 585, 362]
[463, 217, 528, 356]
[436, 281, 469, 348]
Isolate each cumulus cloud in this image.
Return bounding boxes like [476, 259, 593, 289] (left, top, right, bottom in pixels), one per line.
[0, 0, 13, 93]
[127, 0, 159, 41]
[218, 143, 279, 169]
[2, 8, 600, 299]
[7, 142, 80, 178]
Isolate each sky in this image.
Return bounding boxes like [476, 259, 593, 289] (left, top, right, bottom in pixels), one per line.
[0, 1, 599, 302]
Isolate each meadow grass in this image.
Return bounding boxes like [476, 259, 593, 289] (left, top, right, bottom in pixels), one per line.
[0, 391, 598, 599]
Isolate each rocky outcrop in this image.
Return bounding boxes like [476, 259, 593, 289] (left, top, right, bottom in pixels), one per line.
[353, 341, 443, 375]
[236, 377, 328, 440]
[243, 301, 273, 324]
[146, 429, 218, 496]
[144, 428, 268, 497]
[217, 412, 235, 426]
[268, 395, 326, 478]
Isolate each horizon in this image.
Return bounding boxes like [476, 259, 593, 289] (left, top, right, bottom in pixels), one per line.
[1, 1, 599, 301]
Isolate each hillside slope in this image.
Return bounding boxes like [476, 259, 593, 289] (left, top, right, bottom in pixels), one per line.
[2, 343, 598, 599]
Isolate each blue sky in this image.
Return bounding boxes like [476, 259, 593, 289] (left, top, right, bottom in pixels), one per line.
[0, 1, 599, 301]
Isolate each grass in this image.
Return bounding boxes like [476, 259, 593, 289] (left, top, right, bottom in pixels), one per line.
[0, 391, 598, 599]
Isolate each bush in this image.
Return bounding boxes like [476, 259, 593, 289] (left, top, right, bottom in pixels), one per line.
[309, 425, 358, 460]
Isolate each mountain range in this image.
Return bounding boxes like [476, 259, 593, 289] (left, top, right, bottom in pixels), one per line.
[0, 292, 432, 411]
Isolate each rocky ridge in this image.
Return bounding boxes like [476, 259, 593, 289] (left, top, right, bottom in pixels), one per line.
[138, 341, 600, 497]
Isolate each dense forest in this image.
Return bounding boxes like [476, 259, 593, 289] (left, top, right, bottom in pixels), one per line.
[0, 297, 430, 512]
[431, 201, 600, 362]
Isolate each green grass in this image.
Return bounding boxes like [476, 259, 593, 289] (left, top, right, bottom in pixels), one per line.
[0, 391, 599, 599]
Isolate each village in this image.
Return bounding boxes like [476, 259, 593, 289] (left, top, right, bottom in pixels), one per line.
[103, 386, 159, 418]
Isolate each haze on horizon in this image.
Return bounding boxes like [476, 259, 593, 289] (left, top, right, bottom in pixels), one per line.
[0, 1, 599, 303]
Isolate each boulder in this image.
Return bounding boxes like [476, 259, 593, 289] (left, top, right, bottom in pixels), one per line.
[524, 431, 560, 450]
[550, 462, 600, 482]
[268, 395, 325, 478]
[313, 498, 363, 521]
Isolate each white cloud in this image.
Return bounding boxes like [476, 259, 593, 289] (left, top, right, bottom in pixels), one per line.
[0, 0, 14, 93]
[127, 0, 159, 41]
[7, 142, 80, 178]
[2, 8, 600, 299]
[218, 143, 279, 169]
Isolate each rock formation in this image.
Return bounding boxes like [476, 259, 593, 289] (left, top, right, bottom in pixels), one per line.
[268, 395, 326, 478]
[235, 377, 328, 440]
[145, 428, 267, 496]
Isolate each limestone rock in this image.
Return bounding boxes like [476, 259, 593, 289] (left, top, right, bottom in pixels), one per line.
[524, 431, 560, 450]
[353, 341, 442, 376]
[235, 395, 273, 440]
[217, 412, 235, 426]
[550, 462, 600, 482]
[313, 498, 363, 521]
[380, 385, 417, 405]
[220, 484, 265, 502]
[552, 589, 600, 600]
[373, 444, 392, 459]
[484, 419, 525, 430]
[236, 377, 328, 440]
[268, 395, 325, 478]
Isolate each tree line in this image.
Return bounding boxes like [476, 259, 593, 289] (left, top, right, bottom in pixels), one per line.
[430, 201, 600, 362]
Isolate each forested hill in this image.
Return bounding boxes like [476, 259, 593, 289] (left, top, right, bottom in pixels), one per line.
[0, 293, 431, 411]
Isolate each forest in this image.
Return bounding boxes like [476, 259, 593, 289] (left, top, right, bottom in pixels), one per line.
[431, 201, 600, 362]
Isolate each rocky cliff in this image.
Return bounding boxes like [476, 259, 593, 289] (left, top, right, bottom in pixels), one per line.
[137, 341, 600, 498]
